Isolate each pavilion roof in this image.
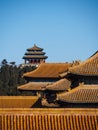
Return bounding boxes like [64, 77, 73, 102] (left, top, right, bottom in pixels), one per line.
[17, 82, 51, 91]
[25, 51, 46, 55]
[27, 44, 43, 51]
[23, 55, 48, 59]
[46, 78, 71, 91]
[60, 51, 98, 77]
[57, 84, 98, 103]
[23, 63, 69, 78]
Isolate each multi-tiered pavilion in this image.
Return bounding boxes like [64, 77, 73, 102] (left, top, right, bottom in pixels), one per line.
[23, 44, 48, 65]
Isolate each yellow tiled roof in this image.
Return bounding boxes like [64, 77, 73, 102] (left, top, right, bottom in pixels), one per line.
[23, 63, 69, 78]
[69, 51, 98, 76]
[0, 96, 38, 108]
[46, 78, 71, 91]
[0, 108, 98, 130]
[57, 84, 98, 103]
[17, 82, 51, 90]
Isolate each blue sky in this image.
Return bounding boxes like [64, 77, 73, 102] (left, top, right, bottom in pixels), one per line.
[0, 0, 98, 64]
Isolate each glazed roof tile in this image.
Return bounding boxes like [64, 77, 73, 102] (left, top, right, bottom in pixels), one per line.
[27, 44, 43, 51]
[46, 78, 71, 91]
[25, 51, 45, 55]
[69, 51, 98, 76]
[1, 109, 98, 129]
[17, 82, 51, 91]
[23, 55, 48, 59]
[23, 63, 69, 78]
[57, 84, 98, 103]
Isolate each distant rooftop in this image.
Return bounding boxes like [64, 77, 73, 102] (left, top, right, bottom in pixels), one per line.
[27, 44, 43, 51]
[23, 44, 48, 65]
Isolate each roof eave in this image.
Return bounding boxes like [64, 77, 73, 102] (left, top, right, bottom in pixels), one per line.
[69, 72, 98, 77]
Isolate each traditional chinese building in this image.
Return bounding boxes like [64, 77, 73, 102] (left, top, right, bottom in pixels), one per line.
[57, 84, 98, 104]
[18, 63, 70, 99]
[23, 44, 48, 65]
[0, 108, 97, 130]
[0, 46, 98, 129]
[60, 51, 98, 86]
[46, 51, 98, 107]
[18, 51, 98, 108]
[22, 63, 69, 81]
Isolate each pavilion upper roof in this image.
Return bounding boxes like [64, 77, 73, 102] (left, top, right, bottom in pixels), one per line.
[60, 51, 98, 77]
[23, 63, 69, 78]
[27, 44, 43, 51]
[57, 84, 98, 103]
[46, 78, 71, 91]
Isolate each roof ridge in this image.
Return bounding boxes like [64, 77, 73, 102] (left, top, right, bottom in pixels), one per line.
[23, 63, 69, 78]
[69, 51, 98, 75]
[88, 50, 98, 59]
[23, 63, 68, 75]
[27, 44, 43, 51]
[23, 63, 42, 77]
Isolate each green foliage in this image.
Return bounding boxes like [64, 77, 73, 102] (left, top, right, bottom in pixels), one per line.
[0, 59, 36, 95]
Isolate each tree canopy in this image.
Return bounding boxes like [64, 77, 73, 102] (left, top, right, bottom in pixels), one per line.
[0, 59, 36, 95]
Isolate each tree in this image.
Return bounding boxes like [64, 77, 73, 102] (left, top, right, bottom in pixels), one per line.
[0, 59, 36, 95]
[1, 59, 8, 66]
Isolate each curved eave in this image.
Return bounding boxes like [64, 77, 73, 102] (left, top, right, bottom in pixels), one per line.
[57, 85, 98, 103]
[69, 72, 98, 77]
[23, 63, 69, 78]
[25, 52, 46, 55]
[46, 78, 71, 91]
[24, 76, 60, 79]
[69, 51, 98, 76]
[27, 48, 43, 51]
[23, 56, 48, 59]
[17, 82, 50, 91]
